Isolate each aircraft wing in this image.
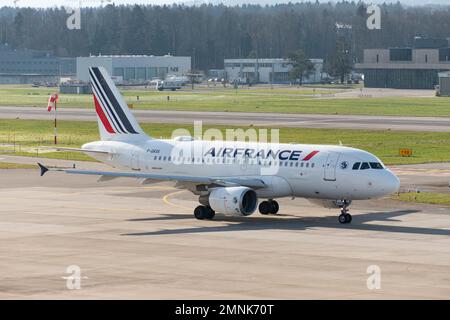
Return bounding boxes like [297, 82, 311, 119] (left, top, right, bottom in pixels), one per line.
[37, 163, 267, 189]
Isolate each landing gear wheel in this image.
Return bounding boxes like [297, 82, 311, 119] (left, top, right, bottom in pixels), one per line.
[338, 212, 352, 224]
[259, 201, 272, 215]
[338, 213, 347, 224]
[338, 200, 352, 224]
[205, 207, 215, 220]
[194, 205, 215, 220]
[194, 206, 207, 220]
[345, 213, 352, 223]
[270, 200, 279, 214]
[259, 200, 280, 215]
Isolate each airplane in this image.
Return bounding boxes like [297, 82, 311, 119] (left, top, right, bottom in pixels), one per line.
[38, 67, 400, 224]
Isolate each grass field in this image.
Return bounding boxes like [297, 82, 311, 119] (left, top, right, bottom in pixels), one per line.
[2, 119, 450, 165]
[1, 84, 449, 116]
[392, 192, 450, 206]
[0, 162, 37, 169]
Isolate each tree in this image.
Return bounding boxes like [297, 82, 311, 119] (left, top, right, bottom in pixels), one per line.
[287, 49, 314, 86]
[327, 36, 352, 83]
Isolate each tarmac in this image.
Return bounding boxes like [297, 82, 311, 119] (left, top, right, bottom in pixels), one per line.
[0, 155, 449, 299]
[2, 105, 450, 132]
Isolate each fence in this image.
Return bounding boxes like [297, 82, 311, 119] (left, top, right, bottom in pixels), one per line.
[0, 134, 78, 159]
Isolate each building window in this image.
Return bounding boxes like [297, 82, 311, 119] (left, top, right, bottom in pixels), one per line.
[147, 67, 157, 79]
[136, 67, 146, 80]
[113, 68, 124, 77]
[389, 48, 412, 62]
[124, 67, 135, 80]
[376, 54, 379, 63]
[158, 67, 168, 78]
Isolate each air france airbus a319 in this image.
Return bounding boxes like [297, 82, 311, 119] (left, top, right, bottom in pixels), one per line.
[39, 67, 400, 224]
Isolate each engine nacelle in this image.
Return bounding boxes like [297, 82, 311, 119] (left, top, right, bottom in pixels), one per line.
[308, 199, 352, 209]
[202, 187, 258, 216]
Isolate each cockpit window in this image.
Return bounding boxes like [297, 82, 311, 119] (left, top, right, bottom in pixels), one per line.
[352, 162, 361, 170]
[370, 162, 384, 169]
[360, 162, 370, 170]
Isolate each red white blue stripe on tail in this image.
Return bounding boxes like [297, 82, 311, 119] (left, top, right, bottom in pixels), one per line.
[89, 67, 144, 140]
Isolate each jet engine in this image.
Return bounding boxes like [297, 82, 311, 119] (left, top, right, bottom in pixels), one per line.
[200, 186, 258, 216]
[308, 199, 352, 209]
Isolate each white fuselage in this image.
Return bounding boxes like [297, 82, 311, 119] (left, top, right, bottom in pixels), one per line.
[82, 137, 400, 201]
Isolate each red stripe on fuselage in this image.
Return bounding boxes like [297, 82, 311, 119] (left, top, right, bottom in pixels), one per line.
[302, 150, 319, 161]
[93, 94, 115, 133]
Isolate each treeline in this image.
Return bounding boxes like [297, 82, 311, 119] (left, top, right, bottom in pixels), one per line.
[0, 2, 450, 70]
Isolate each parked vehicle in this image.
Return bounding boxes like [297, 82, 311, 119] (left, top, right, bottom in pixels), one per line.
[156, 80, 182, 91]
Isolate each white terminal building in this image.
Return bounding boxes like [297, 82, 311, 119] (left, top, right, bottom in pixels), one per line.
[76, 55, 191, 83]
[224, 58, 324, 84]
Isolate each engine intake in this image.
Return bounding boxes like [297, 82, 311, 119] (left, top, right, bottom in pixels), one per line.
[202, 186, 258, 216]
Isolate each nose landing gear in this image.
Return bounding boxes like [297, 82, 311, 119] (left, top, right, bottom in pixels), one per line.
[338, 200, 352, 224]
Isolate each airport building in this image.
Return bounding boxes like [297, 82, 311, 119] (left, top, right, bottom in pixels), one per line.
[0, 44, 76, 84]
[76, 55, 191, 84]
[224, 58, 324, 84]
[355, 37, 450, 89]
[438, 71, 450, 96]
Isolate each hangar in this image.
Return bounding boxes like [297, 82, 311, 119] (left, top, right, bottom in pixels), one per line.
[355, 37, 450, 89]
[76, 55, 191, 84]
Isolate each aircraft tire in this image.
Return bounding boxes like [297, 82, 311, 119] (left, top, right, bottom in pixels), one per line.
[259, 201, 272, 215]
[194, 205, 207, 220]
[270, 200, 279, 214]
[205, 207, 215, 220]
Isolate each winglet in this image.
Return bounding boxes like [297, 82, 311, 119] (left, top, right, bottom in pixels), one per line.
[38, 163, 49, 176]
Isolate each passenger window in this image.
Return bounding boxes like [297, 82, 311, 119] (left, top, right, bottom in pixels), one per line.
[295, 162, 298, 167]
[360, 162, 370, 170]
[370, 162, 383, 169]
[352, 162, 360, 170]
[311, 163, 315, 168]
[301, 162, 304, 168]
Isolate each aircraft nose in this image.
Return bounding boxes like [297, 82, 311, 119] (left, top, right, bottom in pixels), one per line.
[384, 170, 400, 194]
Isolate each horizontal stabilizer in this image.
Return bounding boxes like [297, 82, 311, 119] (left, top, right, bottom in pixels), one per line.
[38, 163, 49, 177]
[39, 146, 110, 154]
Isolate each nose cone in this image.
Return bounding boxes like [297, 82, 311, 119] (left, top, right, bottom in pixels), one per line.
[383, 170, 400, 195]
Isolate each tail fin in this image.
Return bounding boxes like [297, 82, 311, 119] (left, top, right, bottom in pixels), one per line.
[89, 66, 148, 141]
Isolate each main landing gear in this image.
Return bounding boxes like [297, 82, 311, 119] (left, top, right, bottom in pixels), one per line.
[194, 205, 215, 220]
[259, 200, 279, 215]
[338, 200, 352, 224]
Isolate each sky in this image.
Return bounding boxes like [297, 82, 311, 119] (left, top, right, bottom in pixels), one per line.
[4, 0, 450, 8]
